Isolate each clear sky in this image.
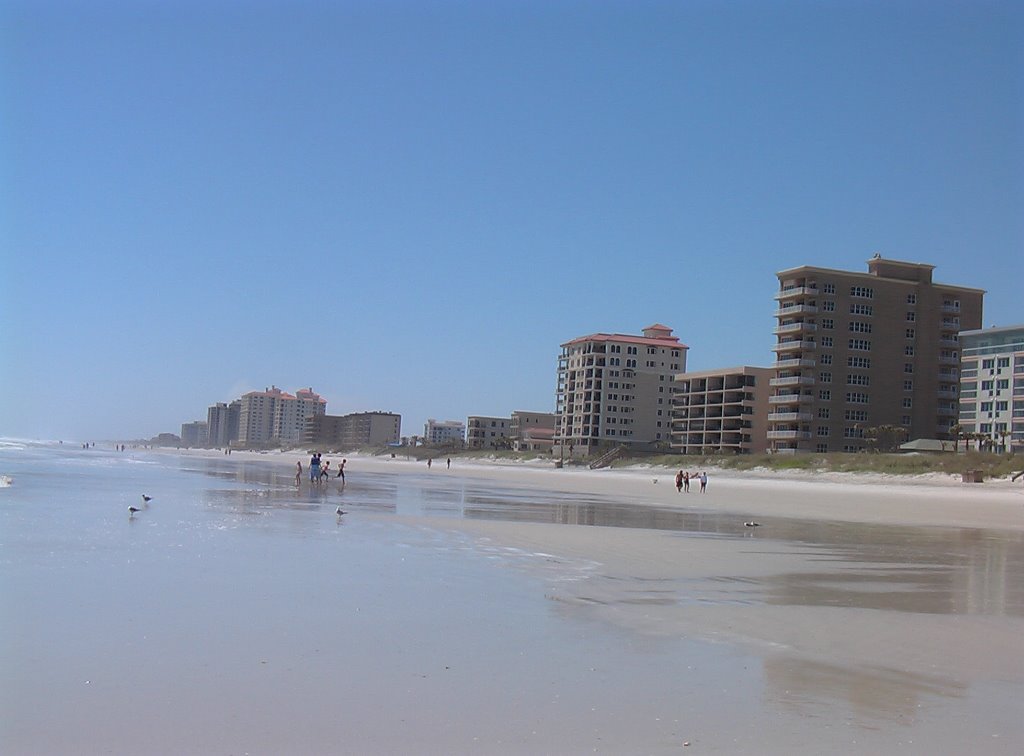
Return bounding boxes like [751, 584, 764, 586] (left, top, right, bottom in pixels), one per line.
[2, 0, 1021, 441]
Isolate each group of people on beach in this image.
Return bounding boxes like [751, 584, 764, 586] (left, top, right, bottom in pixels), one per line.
[296, 453, 346, 485]
[675, 470, 708, 493]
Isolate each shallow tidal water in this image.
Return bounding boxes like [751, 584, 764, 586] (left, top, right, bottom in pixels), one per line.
[1, 443, 1022, 754]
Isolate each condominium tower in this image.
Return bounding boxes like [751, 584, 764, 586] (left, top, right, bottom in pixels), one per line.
[555, 324, 687, 456]
[769, 256, 983, 452]
[237, 386, 327, 445]
[958, 325, 1024, 453]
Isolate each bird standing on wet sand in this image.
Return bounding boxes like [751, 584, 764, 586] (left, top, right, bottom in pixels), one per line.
[744, 521, 760, 527]
[128, 506, 140, 516]
[336, 507, 346, 516]
[141, 494, 152, 503]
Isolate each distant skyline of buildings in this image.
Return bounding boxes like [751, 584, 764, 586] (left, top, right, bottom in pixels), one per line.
[168, 255, 1018, 456]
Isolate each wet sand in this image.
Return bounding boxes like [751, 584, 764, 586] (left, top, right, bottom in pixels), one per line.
[2, 446, 1022, 753]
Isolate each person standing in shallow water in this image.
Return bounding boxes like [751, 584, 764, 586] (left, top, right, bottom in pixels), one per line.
[675, 470, 683, 493]
[427, 458, 432, 469]
[683, 471, 690, 493]
[310, 452, 320, 483]
[335, 459, 346, 482]
[295, 461, 302, 485]
[699, 471, 708, 493]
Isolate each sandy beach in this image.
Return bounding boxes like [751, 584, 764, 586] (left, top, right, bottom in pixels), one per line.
[3, 444, 1022, 754]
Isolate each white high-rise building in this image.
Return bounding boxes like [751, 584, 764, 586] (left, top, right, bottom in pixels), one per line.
[424, 419, 465, 445]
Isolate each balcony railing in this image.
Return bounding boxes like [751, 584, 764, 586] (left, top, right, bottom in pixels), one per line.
[768, 394, 811, 404]
[774, 285, 819, 300]
[774, 304, 819, 317]
[767, 412, 813, 421]
[772, 340, 817, 352]
[773, 322, 818, 335]
[774, 357, 816, 369]
[767, 430, 812, 440]
[770, 376, 815, 387]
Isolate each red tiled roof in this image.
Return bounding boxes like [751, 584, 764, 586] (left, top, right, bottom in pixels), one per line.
[561, 332, 688, 349]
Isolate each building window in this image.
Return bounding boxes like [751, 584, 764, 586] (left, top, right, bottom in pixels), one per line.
[907, 294, 917, 304]
[818, 408, 830, 419]
[816, 443, 829, 453]
[822, 319, 834, 329]
[844, 426, 865, 438]
[845, 392, 869, 404]
[849, 321, 872, 333]
[905, 346, 915, 356]
[848, 339, 871, 351]
[844, 410, 868, 422]
[997, 357, 1010, 368]
[905, 328, 915, 339]
[847, 356, 870, 368]
[904, 363, 914, 374]
[821, 336, 833, 348]
[902, 398, 912, 408]
[906, 311, 916, 322]
[823, 283, 835, 294]
[821, 354, 833, 365]
[901, 415, 911, 425]
[820, 372, 832, 383]
[819, 390, 831, 401]
[850, 286, 874, 299]
[903, 380, 913, 391]
[847, 374, 870, 386]
[822, 301, 835, 312]
[850, 303, 873, 316]
[817, 426, 830, 437]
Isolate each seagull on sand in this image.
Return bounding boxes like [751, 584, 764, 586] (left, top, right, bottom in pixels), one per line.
[744, 521, 760, 527]
[335, 507, 346, 516]
[128, 506, 141, 516]
[141, 494, 152, 503]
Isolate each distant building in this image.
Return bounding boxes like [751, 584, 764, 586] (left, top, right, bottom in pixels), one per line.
[769, 256, 983, 452]
[207, 400, 241, 447]
[466, 416, 511, 449]
[958, 325, 1024, 453]
[510, 411, 558, 453]
[237, 386, 326, 445]
[671, 367, 772, 455]
[304, 411, 402, 449]
[424, 419, 465, 445]
[555, 324, 687, 457]
[180, 421, 209, 448]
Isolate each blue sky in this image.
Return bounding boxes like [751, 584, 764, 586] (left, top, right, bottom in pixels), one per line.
[2, 0, 1021, 441]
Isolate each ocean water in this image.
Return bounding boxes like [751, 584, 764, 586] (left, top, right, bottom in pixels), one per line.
[2, 442, 1022, 755]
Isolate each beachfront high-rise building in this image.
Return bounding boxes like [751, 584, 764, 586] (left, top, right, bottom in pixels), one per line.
[769, 256, 984, 453]
[237, 386, 327, 446]
[671, 366, 772, 454]
[180, 421, 209, 448]
[424, 419, 465, 446]
[958, 325, 1024, 454]
[555, 324, 687, 457]
[207, 400, 241, 448]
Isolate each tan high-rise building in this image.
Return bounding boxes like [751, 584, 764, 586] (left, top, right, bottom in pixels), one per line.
[555, 324, 687, 457]
[238, 386, 326, 445]
[671, 366, 772, 454]
[769, 256, 983, 452]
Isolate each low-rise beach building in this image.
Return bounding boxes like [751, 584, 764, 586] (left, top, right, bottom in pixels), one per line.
[180, 420, 209, 448]
[555, 324, 687, 458]
[671, 366, 772, 454]
[958, 325, 1024, 453]
[304, 411, 401, 449]
[424, 419, 465, 446]
[466, 416, 511, 449]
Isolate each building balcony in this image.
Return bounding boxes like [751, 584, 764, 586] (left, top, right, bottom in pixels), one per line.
[772, 340, 817, 353]
[773, 322, 818, 335]
[937, 406, 957, 416]
[767, 412, 813, 422]
[767, 430, 812, 440]
[937, 389, 958, 399]
[941, 304, 961, 313]
[768, 393, 811, 404]
[770, 376, 816, 387]
[774, 285, 819, 300]
[774, 357, 816, 369]
[774, 304, 819, 317]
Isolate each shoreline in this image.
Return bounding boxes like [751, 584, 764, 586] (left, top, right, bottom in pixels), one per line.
[163, 447, 1024, 532]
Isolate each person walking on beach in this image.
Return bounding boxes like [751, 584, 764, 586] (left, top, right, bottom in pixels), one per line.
[675, 470, 683, 493]
[447, 458, 451, 470]
[296, 461, 302, 485]
[310, 452, 320, 484]
[683, 471, 690, 493]
[427, 458, 432, 469]
[336, 459, 346, 482]
[699, 471, 708, 493]
[320, 460, 331, 482]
